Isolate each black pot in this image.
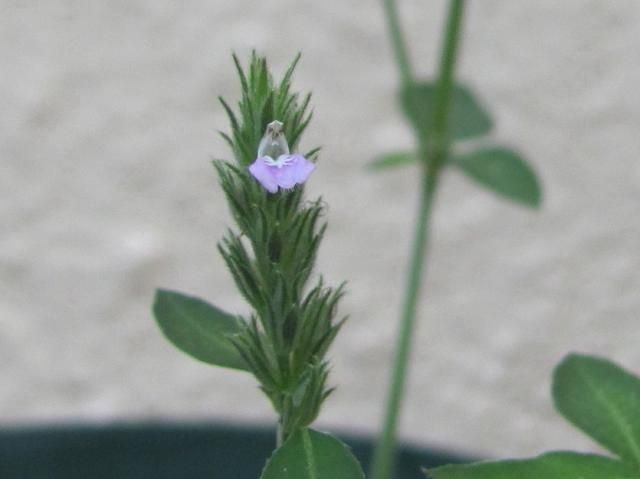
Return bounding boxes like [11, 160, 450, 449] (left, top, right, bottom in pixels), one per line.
[0, 422, 471, 478]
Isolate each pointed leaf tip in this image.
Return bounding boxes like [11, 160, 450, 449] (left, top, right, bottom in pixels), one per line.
[452, 147, 542, 208]
[400, 81, 493, 141]
[552, 353, 640, 468]
[153, 289, 248, 371]
[368, 151, 418, 171]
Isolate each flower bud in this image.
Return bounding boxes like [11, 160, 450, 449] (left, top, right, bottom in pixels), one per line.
[257, 120, 290, 159]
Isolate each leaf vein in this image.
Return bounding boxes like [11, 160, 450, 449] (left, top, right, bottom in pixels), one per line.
[302, 430, 318, 479]
[577, 362, 640, 465]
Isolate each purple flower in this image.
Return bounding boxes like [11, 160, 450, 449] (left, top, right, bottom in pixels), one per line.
[248, 120, 315, 193]
[249, 154, 315, 194]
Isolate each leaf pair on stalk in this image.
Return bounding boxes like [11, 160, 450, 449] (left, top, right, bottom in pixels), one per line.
[371, 82, 542, 209]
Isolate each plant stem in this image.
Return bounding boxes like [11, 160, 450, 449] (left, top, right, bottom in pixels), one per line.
[276, 422, 284, 448]
[431, 0, 466, 160]
[277, 397, 292, 447]
[370, 2, 466, 479]
[382, 0, 413, 85]
[369, 167, 438, 479]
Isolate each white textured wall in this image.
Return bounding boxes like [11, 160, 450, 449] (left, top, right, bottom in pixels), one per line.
[2, 0, 639, 459]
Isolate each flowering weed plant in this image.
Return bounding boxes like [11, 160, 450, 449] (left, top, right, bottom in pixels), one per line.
[153, 53, 363, 477]
[152, 2, 640, 478]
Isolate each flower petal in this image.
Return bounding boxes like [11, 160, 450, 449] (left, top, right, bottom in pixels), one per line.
[272, 155, 299, 189]
[249, 157, 278, 193]
[289, 154, 315, 185]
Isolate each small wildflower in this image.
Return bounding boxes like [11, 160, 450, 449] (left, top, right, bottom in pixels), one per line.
[249, 120, 315, 193]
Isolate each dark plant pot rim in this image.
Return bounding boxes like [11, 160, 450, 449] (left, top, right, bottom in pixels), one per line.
[0, 421, 473, 479]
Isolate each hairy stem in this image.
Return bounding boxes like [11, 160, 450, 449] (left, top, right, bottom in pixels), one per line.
[370, 2, 466, 479]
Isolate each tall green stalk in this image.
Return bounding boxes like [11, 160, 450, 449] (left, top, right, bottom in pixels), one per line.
[382, 0, 414, 85]
[370, 2, 467, 479]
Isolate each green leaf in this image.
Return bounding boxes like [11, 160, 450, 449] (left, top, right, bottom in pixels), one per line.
[427, 451, 638, 479]
[452, 147, 542, 207]
[368, 151, 417, 170]
[260, 428, 364, 479]
[400, 82, 493, 141]
[152, 289, 247, 371]
[553, 353, 640, 468]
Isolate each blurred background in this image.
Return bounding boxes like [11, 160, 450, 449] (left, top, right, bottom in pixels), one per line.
[2, 0, 639, 459]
